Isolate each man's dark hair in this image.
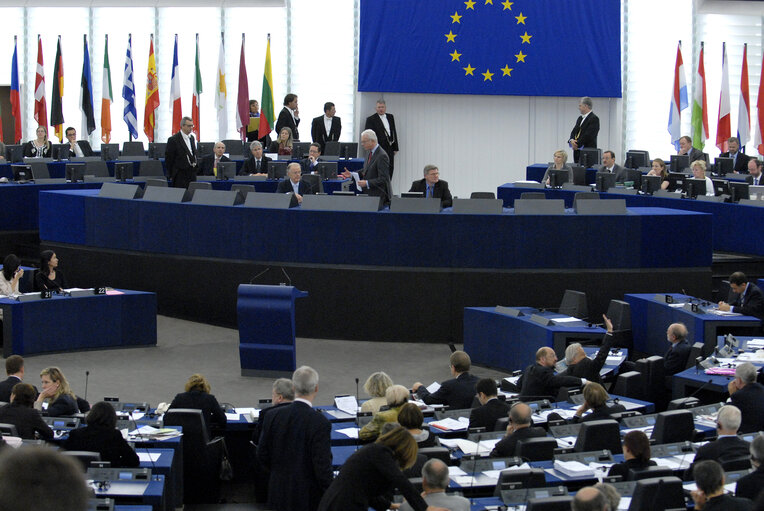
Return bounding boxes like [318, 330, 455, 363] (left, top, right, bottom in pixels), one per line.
[476, 378, 497, 397]
[65, 127, 76, 136]
[283, 93, 297, 106]
[323, 102, 335, 113]
[310, 143, 321, 152]
[10, 383, 35, 407]
[5, 355, 23, 376]
[604, 150, 615, 160]
[693, 460, 724, 495]
[729, 271, 748, 286]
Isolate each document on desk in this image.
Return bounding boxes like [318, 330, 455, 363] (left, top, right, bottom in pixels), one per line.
[534, 408, 577, 422]
[235, 407, 259, 422]
[225, 413, 240, 422]
[551, 316, 582, 323]
[429, 417, 469, 431]
[654, 455, 694, 470]
[605, 354, 626, 365]
[553, 459, 595, 477]
[334, 395, 359, 416]
[555, 436, 577, 448]
[137, 452, 161, 463]
[336, 427, 359, 439]
[707, 309, 742, 316]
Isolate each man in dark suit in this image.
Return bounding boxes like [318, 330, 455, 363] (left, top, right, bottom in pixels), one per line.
[364, 99, 399, 177]
[746, 158, 762, 185]
[62, 127, 94, 158]
[561, 315, 615, 384]
[663, 322, 691, 375]
[469, 378, 510, 431]
[310, 102, 341, 152]
[691, 460, 752, 511]
[736, 434, 764, 501]
[0, 355, 31, 403]
[490, 402, 546, 457]
[408, 164, 453, 207]
[568, 96, 599, 164]
[517, 347, 585, 401]
[257, 366, 332, 511]
[165, 116, 198, 188]
[252, 378, 294, 503]
[685, 405, 750, 480]
[728, 362, 764, 434]
[412, 351, 479, 409]
[198, 141, 230, 177]
[341, 129, 391, 205]
[720, 137, 751, 174]
[599, 150, 629, 182]
[275, 93, 300, 141]
[718, 271, 764, 320]
[276, 163, 313, 204]
[299, 143, 323, 175]
[239, 141, 271, 176]
[678, 135, 705, 165]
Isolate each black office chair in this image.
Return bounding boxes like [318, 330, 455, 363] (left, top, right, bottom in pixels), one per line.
[63, 451, 101, 471]
[721, 456, 752, 472]
[470, 191, 496, 199]
[628, 465, 673, 481]
[559, 289, 587, 319]
[222, 139, 245, 155]
[520, 192, 546, 200]
[323, 141, 340, 156]
[516, 437, 557, 461]
[627, 476, 685, 510]
[685, 342, 704, 370]
[417, 447, 450, 464]
[148, 142, 167, 159]
[574, 420, 621, 453]
[612, 371, 643, 400]
[494, 417, 509, 432]
[572, 191, 600, 212]
[650, 410, 695, 444]
[494, 468, 546, 496]
[139, 160, 165, 177]
[122, 141, 146, 157]
[0, 423, 18, 436]
[187, 181, 212, 199]
[100, 143, 119, 161]
[526, 496, 575, 510]
[196, 142, 215, 156]
[635, 355, 666, 406]
[85, 161, 110, 177]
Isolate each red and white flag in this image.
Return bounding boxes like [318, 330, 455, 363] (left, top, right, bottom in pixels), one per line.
[191, 34, 202, 140]
[236, 33, 249, 141]
[716, 42, 731, 153]
[738, 43, 750, 148]
[34, 35, 48, 134]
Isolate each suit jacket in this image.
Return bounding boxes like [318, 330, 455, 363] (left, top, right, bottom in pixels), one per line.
[63, 425, 140, 468]
[359, 145, 392, 205]
[517, 364, 583, 401]
[0, 403, 53, 440]
[607, 458, 656, 481]
[276, 178, 312, 196]
[577, 403, 626, 423]
[736, 464, 764, 501]
[257, 400, 333, 511]
[240, 155, 272, 176]
[44, 394, 78, 417]
[730, 283, 764, 320]
[686, 147, 705, 164]
[701, 494, 752, 511]
[415, 372, 479, 409]
[599, 163, 629, 183]
[561, 333, 614, 384]
[469, 398, 511, 431]
[276, 107, 300, 140]
[251, 401, 292, 446]
[165, 131, 198, 188]
[63, 141, 94, 158]
[569, 112, 599, 150]
[490, 426, 546, 458]
[685, 436, 751, 480]
[364, 113, 399, 155]
[731, 382, 764, 434]
[198, 153, 230, 176]
[746, 174, 763, 186]
[311, 116, 341, 150]
[300, 157, 324, 175]
[168, 390, 226, 434]
[664, 340, 691, 375]
[408, 178, 453, 207]
[0, 376, 22, 403]
[720, 151, 751, 173]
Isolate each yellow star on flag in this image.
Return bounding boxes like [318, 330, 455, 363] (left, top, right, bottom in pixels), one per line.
[515, 51, 527, 62]
[445, 31, 457, 42]
[485, 0, 493, 4]
[515, 12, 527, 24]
[501, 0, 513, 10]
[451, 11, 462, 23]
[482, 68, 494, 81]
[464, 0, 476, 9]
[520, 31, 532, 44]
[463, 64, 476, 76]
[449, 50, 462, 62]
[501, 65, 513, 76]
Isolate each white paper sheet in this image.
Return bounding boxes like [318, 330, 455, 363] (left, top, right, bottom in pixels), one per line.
[334, 395, 359, 416]
[137, 452, 161, 462]
[336, 427, 359, 439]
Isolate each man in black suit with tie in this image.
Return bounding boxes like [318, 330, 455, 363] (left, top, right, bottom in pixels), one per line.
[299, 143, 323, 175]
[62, 127, 94, 158]
[240, 141, 271, 176]
[469, 378, 510, 431]
[0, 355, 30, 403]
[275, 93, 300, 141]
[165, 116, 198, 188]
[276, 163, 313, 204]
[684, 405, 750, 480]
[720, 137, 750, 174]
[412, 350, 479, 409]
[257, 366, 332, 511]
[718, 271, 764, 320]
[568, 96, 599, 164]
[746, 158, 763, 185]
[364, 99, 399, 177]
[408, 164, 453, 207]
[678, 136, 705, 166]
[663, 322, 691, 375]
[490, 402, 546, 457]
[310, 102, 341, 152]
[517, 347, 585, 401]
[600, 151, 629, 183]
[728, 362, 764, 434]
[341, 129, 391, 206]
[198, 141, 230, 177]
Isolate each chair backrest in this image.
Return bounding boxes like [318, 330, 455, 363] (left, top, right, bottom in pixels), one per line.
[188, 181, 212, 192]
[516, 437, 557, 461]
[650, 410, 694, 444]
[148, 142, 167, 159]
[572, 191, 600, 212]
[122, 141, 146, 156]
[417, 447, 450, 464]
[63, 451, 101, 471]
[230, 184, 255, 199]
[100, 143, 119, 161]
[222, 139, 245, 155]
[163, 408, 210, 444]
[494, 417, 509, 432]
[470, 191, 496, 199]
[526, 496, 575, 511]
[323, 141, 340, 156]
[685, 342, 704, 369]
[720, 455, 753, 472]
[574, 420, 621, 453]
[628, 465, 673, 481]
[559, 290, 587, 319]
[145, 178, 168, 188]
[0, 423, 18, 436]
[635, 355, 665, 401]
[612, 371, 643, 400]
[85, 161, 109, 177]
[139, 160, 165, 176]
[29, 162, 50, 179]
[627, 476, 685, 511]
[606, 299, 631, 331]
[520, 192, 546, 200]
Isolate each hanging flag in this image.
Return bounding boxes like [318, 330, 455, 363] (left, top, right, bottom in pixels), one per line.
[756, 50, 764, 155]
[716, 42, 731, 153]
[123, 34, 139, 140]
[101, 35, 113, 143]
[80, 35, 96, 136]
[144, 34, 160, 142]
[668, 41, 687, 151]
[215, 33, 227, 140]
[738, 43, 751, 149]
[236, 33, 249, 141]
[10, 36, 22, 143]
[191, 33, 202, 140]
[171, 34, 182, 134]
[258, 34, 275, 138]
[51, 36, 65, 142]
[34, 35, 48, 135]
[690, 42, 708, 151]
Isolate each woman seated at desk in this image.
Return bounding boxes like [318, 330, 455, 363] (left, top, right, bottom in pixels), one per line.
[267, 127, 293, 156]
[34, 250, 66, 292]
[359, 384, 409, 442]
[63, 401, 139, 468]
[0, 254, 23, 298]
[397, 402, 438, 448]
[0, 383, 53, 440]
[22, 125, 52, 158]
[361, 371, 394, 414]
[168, 373, 226, 435]
[647, 158, 670, 190]
[35, 367, 79, 416]
[542, 150, 573, 186]
[607, 430, 656, 480]
[571, 382, 625, 423]
[691, 160, 715, 196]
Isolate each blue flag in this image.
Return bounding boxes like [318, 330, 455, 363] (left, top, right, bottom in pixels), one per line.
[359, 0, 621, 98]
[80, 35, 96, 135]
[122, 34, 139, 139]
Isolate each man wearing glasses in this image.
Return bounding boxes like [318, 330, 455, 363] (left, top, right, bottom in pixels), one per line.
[166, 116, 198, 188]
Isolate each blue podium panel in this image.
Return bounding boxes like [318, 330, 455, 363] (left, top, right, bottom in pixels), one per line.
[237, 284, 307, 376]
[0, 290, 157, 356]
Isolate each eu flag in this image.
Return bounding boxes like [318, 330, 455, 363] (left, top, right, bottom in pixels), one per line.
[359, 0, 621, 98]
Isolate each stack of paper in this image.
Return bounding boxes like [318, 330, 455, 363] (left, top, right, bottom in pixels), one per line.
[654, 455, 694, 470]
[336, 427, 359, 439]
[438, 437, 500, 455]
[334, 395, 359, 416]
[235, 407, 259, 422]
[553, 459, 595, 478]
[129, 425, 182, 440]
[429, 417, 469, 431]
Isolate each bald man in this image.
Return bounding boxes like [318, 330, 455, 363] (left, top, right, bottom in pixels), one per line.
[663, 323, 690, 375]
[517, 347, 585, 401]
[490, 402, 546, 458]
[572, 486, 609, 511]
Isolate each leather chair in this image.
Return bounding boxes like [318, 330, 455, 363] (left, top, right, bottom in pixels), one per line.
[573, 420, 621, 453]
[651, 410, 695, 444]
[0, 423, 18, 436]
[516, 437, 557, 461]
[63, 451, 101, 471]
[628, 465, 673, 481]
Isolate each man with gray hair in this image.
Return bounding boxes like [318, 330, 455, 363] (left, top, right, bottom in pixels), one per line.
[572, 486, 609, 511]
[685, 405, 750, 480]
[198, 141, 230, 177]
[561, 315, 614, 384]
[729, 361, 764, 433]
[341, 129, 391, 205]
[735, 433, 764, 501]
[276, 162, 311, 203]
[241, 140, 271, 176]
[407, 164, 453, 207]
[399, 459, 469, 511]
[568, 96, 599, 164]
[593, 482, 620, 511]
[257, 366, 332, 511]
[364, 99, 399, 177]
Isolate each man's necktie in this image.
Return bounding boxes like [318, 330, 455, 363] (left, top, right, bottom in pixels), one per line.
[427, 185, 432, 198]
[256, 160, 260, 171]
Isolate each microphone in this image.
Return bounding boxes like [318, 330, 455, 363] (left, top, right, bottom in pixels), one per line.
[129, 411, 161, 481]
[467, 432, 483, 506]
[355, 378, 361, 451]
[687, 379, 714, 402]
[279, 267, 292, 287]
[84, 371, 90, 402]
[249, 267, 270, 284]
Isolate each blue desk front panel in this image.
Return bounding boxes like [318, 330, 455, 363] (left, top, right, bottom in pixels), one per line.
[0, 182, 101, 231]
[39, 190, 711, 270]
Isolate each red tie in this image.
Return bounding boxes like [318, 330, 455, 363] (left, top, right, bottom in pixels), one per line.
[367, 151, 372, 164]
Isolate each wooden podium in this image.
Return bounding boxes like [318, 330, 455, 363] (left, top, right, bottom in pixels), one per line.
[237, 284, 308, 377]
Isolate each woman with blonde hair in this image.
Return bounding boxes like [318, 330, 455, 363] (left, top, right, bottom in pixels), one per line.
[542, 149, 573, 186]
[168, 373, 226, 434]
[361, 371, 394, 413]
[572, 382, 625, 422]
[267, 126, 294, 156]
[35, 367, 78, 416]
[23, 125, 52, 158]
[690, 159, 715, 196]
[359, 384, 409, 442]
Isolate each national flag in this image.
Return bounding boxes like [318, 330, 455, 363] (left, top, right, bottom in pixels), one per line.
[668, 41, 688, 151]
[191, 33, 202, 140]
[756, 50, 764, 155]
[716, 42, 731, 153]
[144, 34, 160, 142]
[123, 34, 139, 140]
[738, 43, 751, 149]
[10, 36, 22, 143]
[171, 34, 182, 134]
[101, 35, 113, 143]
[258, 34, 275, 138]
[51, 36, 65, 142]
[691, 42, 708, 151]
[34, 35, 48, 135]
[80, 35, 96, 136]
[236, 34, 249, 141]
[215, 33, 227, 140]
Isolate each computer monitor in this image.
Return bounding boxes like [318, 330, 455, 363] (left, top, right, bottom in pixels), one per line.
[293, 142, 312, 159]
[714, 157, 733, 175]
[750, 185, 764, 200]
[315, 162, 338, 181]
[712, 179, 729, 197]
[114, 162, 133, 181]
[301, 174, 323, 194]
[548, 169, 569, 188]
[338, 142, 358, 159]
[66, 163, 86, 182]
[218, 162, 236, 180]
[641, 175, 662, 195]
[625, 150, 649, 169]
[684, 178, 706, 199]
[627, 477, 685, 511]
[624, 168, 642, 189]
[268, 161, 288, 180]
[595, 172, 616, 192]
[12, 165, 33, 182]
[571, 166, 587, 186]
[670, 154, 690, 172]
[578, 148, 601, 167]
[667, 172, 687, 192]
[729, 181, 750, 202]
